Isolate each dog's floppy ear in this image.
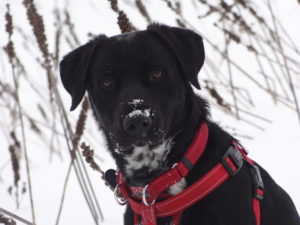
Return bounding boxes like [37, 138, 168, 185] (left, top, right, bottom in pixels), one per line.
[147, 24, 205, 89]
[59, 35, 107, 111]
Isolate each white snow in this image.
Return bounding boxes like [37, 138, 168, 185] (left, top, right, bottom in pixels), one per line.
[128, 109, 151, 118]
[0, 1, 299, 225]
[129, 99, 144, 107]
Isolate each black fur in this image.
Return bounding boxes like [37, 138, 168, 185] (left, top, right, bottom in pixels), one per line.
[60, 24, 299, 225]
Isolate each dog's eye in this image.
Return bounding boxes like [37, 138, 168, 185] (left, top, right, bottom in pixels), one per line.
[102, 79, 113, 88]
[150, 70, 164, 82]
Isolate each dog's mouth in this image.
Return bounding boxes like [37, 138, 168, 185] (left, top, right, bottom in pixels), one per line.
[114, 139, 164, 156]
[109, 98, 168, 157]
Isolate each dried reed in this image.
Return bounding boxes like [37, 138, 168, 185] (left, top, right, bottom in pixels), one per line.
[71, 97, 89, 157]
[0, 207, 34, 225]
[5, 4, 36, 223]
[80, 142, 102, 174]
[55, 96, 103, 225]
[23, 0, 54, 102]
[81, 142, 113, 191]
[8, 145, 20, 203]
[0, 213, 16, 225]
[135, 0, 151, 23]
[108, 0, 135, 33]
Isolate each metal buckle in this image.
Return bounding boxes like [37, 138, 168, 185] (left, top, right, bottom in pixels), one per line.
[222, 146, 244, 176]
[233, 141, 249, 155]
[142, 184, 156, 206]
[114, 184, 128, 205]
[250, 164, 264, 200]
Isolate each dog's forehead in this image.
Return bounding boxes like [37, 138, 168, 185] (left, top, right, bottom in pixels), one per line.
[93, 31, 171, 67]
[105, 30, 162, 53]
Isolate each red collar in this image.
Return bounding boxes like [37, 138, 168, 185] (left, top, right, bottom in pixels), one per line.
[113, 122, 263, 225]
[117, 122, 209, 202]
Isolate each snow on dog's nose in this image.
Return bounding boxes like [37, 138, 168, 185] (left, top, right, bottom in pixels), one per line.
[123, 109, 152, 138]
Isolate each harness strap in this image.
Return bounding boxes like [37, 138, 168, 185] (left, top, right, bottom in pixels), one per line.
[133, 122, 209, 200]
[253, 192, 262, 225]
[118, 156, 237, 225]
[133, 211, 181, 225]
[233, 141, 264, 225]
[113, 126, 264, 225]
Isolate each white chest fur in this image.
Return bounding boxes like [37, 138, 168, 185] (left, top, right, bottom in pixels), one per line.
[124, 140, 186, 195]
[124, 140, 173, 177]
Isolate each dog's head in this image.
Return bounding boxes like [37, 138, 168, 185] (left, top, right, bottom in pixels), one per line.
[60, 24, 205, 184]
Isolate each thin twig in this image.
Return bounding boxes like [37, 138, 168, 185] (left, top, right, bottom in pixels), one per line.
[267, 0, 300, 123]
[0, 207, 34, 225]
[5, 4, 36, 223]
[222, 21, 239, 119]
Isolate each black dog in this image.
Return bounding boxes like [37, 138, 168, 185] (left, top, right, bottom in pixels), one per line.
[60, 24, 299, 225]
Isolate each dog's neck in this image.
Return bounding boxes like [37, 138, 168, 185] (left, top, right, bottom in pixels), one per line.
[116, 93, 208, 185]
[112, 93, 232, 188]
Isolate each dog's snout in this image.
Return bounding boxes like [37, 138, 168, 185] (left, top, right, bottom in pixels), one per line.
[123, 114, 152, 138]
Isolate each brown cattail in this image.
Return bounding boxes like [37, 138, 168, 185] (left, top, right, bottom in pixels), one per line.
[23, 0, 50, 62]
[176, 19, 186, 28]
[4, 3, 24, 81]
[10, 131, 20, 149]
[80, 142, 113, 190]
[23, 0, 54, 102]
[117, 10, 135, 33]
[80, 142, 102, 173]
[204, 81, 231, 111]
[108, 0, 119, 12]
[4, 4, 16, 65]
[8, 145, 20, 187]
[0, 213, 16, 225]
[107, 0, 135, 33]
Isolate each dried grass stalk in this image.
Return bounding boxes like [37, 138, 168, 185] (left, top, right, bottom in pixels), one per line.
[71, 97, 89, 157]
[4, 4, 15, 65]
[81, 142, 102, 173]
[135, 0, 151, 23]
[8, 145, 20, 188]
[108, 0, 135, 33]
[0, 213, 16, 225]
[80, 142, 113, 191]
[0, 207, 34, 225]
[8, 142, 20, 208]
[23, 0, 54, 102]
[64, 10, 80, 46]
[5, 4, 36, 222]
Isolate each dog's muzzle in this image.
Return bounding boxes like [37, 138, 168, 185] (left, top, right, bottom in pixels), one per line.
[123, 112, 152, 139]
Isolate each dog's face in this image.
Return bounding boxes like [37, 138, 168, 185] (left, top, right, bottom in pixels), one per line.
[87, 33, 183, 152]
[60, 24, 205, 184]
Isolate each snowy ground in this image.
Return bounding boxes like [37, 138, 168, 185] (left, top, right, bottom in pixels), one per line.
[0, 0, 299, 225]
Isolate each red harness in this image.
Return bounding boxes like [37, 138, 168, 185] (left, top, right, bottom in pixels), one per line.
[113, 122, 264, 225]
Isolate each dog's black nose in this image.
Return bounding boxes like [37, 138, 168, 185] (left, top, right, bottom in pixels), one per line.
[123, 115, 152, 138]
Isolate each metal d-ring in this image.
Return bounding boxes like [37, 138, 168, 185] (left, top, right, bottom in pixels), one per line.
[142, 184, 156, 206]
[114, 184, 128, 206]
[172, 163, 178, 168]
